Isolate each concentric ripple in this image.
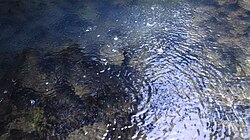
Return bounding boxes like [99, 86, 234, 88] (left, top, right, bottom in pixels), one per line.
[113, 2, 250, 139]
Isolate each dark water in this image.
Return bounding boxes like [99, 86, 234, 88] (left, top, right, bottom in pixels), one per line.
[0, 0, 250, 139]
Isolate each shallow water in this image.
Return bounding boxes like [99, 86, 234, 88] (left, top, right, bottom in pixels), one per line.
[0, 0, 250, 139]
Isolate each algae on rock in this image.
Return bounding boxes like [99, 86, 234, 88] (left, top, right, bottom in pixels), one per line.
[8, 107, 46, 132]
[0, 44, 137, 139]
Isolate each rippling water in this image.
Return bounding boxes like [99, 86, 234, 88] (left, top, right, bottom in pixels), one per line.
[0, 0, 250, 139]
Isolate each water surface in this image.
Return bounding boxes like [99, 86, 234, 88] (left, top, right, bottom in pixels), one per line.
[0, 0, 250, 139]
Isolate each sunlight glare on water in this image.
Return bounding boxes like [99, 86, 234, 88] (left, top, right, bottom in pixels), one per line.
[120, 1, 250, 139]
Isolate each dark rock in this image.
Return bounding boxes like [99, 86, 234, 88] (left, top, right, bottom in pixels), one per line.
[0, 44, 137, 139]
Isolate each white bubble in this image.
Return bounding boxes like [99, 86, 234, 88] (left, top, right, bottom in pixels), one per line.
[84, 131, 88, 135]
[112, 49, 118, 52]
[114, 36, 119, 41]
[30, 99, 35, 105]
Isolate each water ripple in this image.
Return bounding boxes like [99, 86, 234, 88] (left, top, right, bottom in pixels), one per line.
[0, 0, 249, 139]
[121, 2, 250, 139]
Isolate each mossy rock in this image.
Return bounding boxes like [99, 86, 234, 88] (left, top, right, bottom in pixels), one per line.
[8, 107, 45, 132]
[0, 44, 137, 139]
[68, 123, 107, 140]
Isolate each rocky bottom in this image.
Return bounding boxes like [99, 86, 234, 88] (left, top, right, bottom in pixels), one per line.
[0, 44, 138, 140]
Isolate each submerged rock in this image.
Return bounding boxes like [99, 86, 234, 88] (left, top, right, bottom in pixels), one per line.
[239, 0, 250, 11]
[77, 3, 99, 21]
[0, 44, 138, 139]
[99, 45, 125, 66]
[68, 123, 107, 140]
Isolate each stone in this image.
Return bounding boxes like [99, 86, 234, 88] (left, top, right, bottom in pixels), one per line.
[0, 44, 137, 139]
[99, 45, 125, 66]
[239, 0, 250, 11]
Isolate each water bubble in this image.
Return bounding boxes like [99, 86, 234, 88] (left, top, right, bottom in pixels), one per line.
[112, 49, 118, 52]
[84, 131, 88, 135]
[103, 132, 108, 137]
[101, 58, 107, 62]
[30, 99, 35, 105]
[85, 26, 93, 32]
[114, 36, 119, 41]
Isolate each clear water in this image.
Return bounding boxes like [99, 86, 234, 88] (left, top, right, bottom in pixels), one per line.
[0, 0, 249, 139]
